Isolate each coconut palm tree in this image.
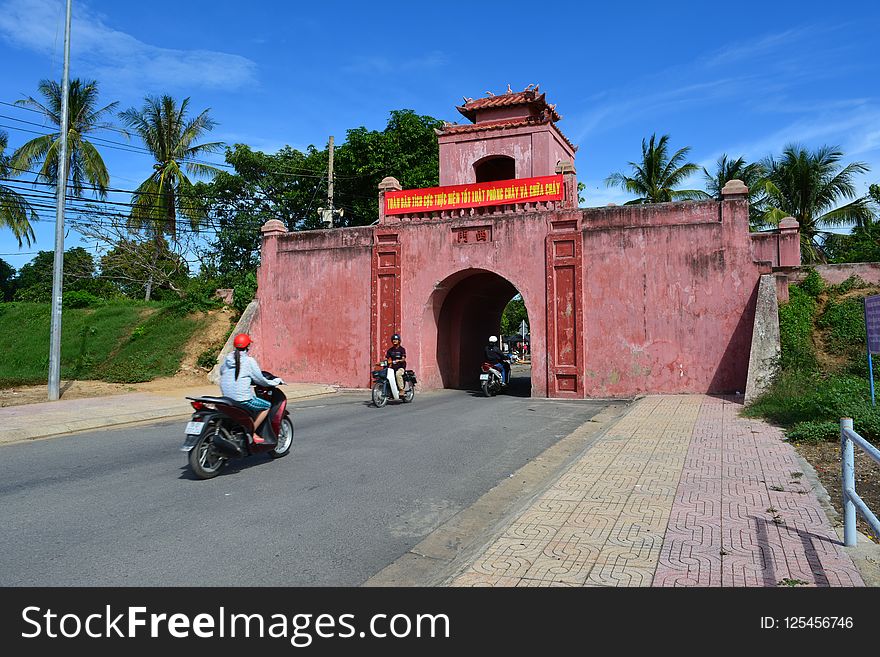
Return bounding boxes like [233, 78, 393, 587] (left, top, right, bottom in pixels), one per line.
[11, 79, 117, 198]
[761, 145, 872, 263]
[605, 133, 708, 204]
[703, 154, 769, 229]
[119, 95, 222, 299]
[0, 130, 36, 247]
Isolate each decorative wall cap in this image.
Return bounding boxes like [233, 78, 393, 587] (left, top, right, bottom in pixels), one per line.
[721, 179, 749, 196]
[261, 219, 287, 235]
[779, 217, 800, 230]
[378, 176, 402, 192]
[555, 160, 577, 175]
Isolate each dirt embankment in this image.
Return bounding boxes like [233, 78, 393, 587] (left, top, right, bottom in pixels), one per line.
[0, 307, 237, 408]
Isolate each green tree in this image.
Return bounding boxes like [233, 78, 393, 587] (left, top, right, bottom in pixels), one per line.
[0, 257, 16, 301]
[195, 143, 329, 282]
[605, 133, 708, 204]
[702, 154, 769, 228]
[119, 95, 222, 299]
[334, 109, 443, 225]
[11, 79, 117, 197]
[98, 236, 189, 299]
[824, 223, 880, 263]
[761, 145, 872, 262]
[500, 297, 528, 337]
[13, 246, 97, 302]
[197, 110, 443, 281]
[0, 130, 36, 247]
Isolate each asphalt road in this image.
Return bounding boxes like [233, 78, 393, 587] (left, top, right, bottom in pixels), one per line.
[0, 369, 609, 586]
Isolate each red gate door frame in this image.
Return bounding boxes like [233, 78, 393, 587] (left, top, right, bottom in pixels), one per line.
[546, 219, 584, 398]
[371, 231, 402, 384]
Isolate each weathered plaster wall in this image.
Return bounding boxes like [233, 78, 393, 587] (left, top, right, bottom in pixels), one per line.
[579, 197, 768, 396]
[256, 226, 373, 386]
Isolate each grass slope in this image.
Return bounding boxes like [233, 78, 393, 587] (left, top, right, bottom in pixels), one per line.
[744, 271, 880, 442]
[0, 302, 209, 386]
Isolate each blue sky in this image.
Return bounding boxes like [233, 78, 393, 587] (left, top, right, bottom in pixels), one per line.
[1, 0, 878, 271]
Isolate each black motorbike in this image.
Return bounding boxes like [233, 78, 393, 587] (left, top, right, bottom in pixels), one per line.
[371, 360, 417, 408]
[180, 371, 293, 479]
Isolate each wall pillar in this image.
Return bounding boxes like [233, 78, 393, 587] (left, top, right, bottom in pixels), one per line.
[371, 230, 402, 383]
[778, 217, 801, 267]
[545, 217, 584, 398]
[378, 176, 402, 225]
[555, 160, 578, 209]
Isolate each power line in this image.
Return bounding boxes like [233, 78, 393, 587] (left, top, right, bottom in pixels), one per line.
[0, 102, 381, 180]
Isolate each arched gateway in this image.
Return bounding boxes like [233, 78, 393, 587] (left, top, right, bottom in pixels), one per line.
[250, 87, 801, 398]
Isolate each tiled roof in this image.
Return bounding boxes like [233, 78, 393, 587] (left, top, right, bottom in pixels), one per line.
[457, 89, 561, 123]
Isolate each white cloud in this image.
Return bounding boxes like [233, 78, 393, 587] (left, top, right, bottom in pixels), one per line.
[342, 50, 446, 75]
[698, 26, 823, 69]
[568, 25, 849, 143]
[0, 0, 258, 92]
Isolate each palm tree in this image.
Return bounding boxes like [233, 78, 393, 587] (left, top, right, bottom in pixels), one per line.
[11, 79, 117, 198]
[703, 154, 769, 228]
[760, 145, 872, 263]
[119, 95, 222, 299]
[0, 130, 36, 247]
[605, 133, 708, 204]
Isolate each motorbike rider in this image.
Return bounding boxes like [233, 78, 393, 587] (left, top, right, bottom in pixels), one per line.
[385, 333, 407, 393]
[219, 333, 283, 444]
[485, 335, 510, 385]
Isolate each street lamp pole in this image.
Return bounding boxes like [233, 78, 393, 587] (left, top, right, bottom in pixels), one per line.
[47, 0, 72, 401]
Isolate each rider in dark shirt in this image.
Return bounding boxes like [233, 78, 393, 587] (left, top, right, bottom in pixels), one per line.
[385, 333, 407, 393]
[484, 335, 509, 384]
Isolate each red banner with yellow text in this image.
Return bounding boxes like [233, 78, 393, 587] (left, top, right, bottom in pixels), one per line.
[384, 175, 564, 215]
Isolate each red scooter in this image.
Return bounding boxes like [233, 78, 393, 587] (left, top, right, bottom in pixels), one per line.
[180, 372, 294, 479]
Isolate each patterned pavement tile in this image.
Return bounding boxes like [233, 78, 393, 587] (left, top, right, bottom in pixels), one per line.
[522, 554, 596, 585]
[584, 560, 656, 587]
[469, 552, 535, 579]
[516, 499, 579, 527]
[516, 578, 580, 587]
[448, 394, 866, 589]
[449, 571, 523, 587]
[502, 522, 559, 543]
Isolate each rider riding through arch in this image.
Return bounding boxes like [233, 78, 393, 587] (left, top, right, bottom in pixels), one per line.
[485, 335, 510, 385]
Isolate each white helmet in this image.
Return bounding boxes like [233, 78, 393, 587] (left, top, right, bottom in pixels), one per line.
[489, 336, 498, 343]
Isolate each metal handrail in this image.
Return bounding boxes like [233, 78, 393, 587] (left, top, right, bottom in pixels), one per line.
[839, 418, 880, 546]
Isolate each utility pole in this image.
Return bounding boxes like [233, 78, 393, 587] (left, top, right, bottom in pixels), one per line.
[317, 136, 343, 228]
[48, 0, 72, 401]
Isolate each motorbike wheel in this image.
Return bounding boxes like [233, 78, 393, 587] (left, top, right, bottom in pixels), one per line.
[269, 417, 294, 459]
[402, 385, 415, 403]
[481, 381, 493, 397]
[188, 422, 227, 479]
[372, 382, 388, 408]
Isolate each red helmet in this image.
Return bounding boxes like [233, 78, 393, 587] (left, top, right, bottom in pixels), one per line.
[233, 333, 252, 349]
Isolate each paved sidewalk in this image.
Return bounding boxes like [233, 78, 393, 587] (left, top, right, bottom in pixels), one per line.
[448, 395, 874, 587]
[0, 382, 336, 446]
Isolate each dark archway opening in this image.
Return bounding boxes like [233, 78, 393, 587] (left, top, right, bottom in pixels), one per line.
[474, 155, 516, 183]
[434, 270, 530, 396]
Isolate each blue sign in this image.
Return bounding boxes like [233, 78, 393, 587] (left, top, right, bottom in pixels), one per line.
[865, 295, 880, 354]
